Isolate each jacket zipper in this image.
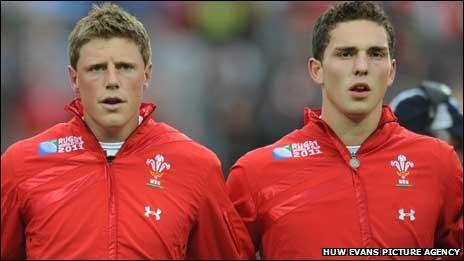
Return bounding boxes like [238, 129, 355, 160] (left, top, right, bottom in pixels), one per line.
[319, 126, 375, 247]
[97, 119, 148, 259]
[348, 150, 373, 248]
[89, 141, 118, 259]
[312, 110, 391, 249]
[321, 120, 375, 247]
[67, 104, 153, 259]
[349, 150, 361, 169]
[106, 160, 117, 259]
[78, 127, 119, 259]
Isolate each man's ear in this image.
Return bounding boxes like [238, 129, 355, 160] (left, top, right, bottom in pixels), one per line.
[308, 58, 323, 85]
[387, 59, 396, 87]
[143, 63, 153, 90]
[68, 65, 79, 96]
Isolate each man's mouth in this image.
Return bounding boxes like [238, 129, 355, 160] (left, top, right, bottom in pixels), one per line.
[100, 97, 125, 105]
[349, 83, 371, 92]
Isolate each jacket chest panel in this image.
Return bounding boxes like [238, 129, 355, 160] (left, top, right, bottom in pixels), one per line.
[358, 155, 442, 247]
[19, 164, 109, 258]
[112, 161, 200, 258]
[257, 151, 443, 251]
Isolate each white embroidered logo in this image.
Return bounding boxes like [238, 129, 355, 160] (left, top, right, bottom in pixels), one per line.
[391, 154, 414, 187]
[398, 208, 415, 221]
[145, 206, 162, 220]
[146, 154, 171, 188]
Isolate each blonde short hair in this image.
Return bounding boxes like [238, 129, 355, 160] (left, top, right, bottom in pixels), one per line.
[68, 2, 151, 69]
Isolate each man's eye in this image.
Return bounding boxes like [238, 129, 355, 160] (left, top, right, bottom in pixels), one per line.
[337, 51, 353, 58]
[370, 51, 386, 58]
[89, 65, 105, 72]
[118, 64, 133, 70]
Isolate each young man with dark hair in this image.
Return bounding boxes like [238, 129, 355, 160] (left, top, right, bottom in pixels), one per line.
[1, 3, 253, 259]
[227, 1, 463, 259]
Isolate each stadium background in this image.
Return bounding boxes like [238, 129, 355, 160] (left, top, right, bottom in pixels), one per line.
[1, 1, 462, 174]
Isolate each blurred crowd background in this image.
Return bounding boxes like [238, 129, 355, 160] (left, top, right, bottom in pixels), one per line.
[1, 1, 463, 174]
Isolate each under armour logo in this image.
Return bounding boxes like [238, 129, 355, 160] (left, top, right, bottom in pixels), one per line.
[145, 206, 162, 220]
[398, 208, 415, 221]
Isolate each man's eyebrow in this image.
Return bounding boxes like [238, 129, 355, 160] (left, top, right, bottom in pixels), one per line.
[333, 46, 388, 51]
[334, 46, 358, 54]
[368, 46, 388, 52]
[115, 61, 135, 66]
[85, 61, 136, 69]
[334, 47, 357, 52]
[86, 62, 107, 68]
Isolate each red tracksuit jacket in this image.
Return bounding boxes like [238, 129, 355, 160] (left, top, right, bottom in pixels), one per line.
[227, 106, 463, 259]
[1, 99, 254, 259]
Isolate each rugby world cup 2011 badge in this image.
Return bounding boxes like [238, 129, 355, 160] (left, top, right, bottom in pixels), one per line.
[38, 136, 85, 156]
[38, 140, 59, 155]
[272, 140, 322, 160]
[272, 145, 293, 159]
[391, 154, 414, 187]
[146, 154, 170, 189]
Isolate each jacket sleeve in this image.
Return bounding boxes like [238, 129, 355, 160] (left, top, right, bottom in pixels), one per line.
[226, 165, 260, 253]
[186, 157, 255, 260]
[1, 146, 26, 259]
[434, 144, 463, 256]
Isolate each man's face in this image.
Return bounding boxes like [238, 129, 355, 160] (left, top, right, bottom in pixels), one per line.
[69, 37, 151, 136]
[310, 20, 396, 120]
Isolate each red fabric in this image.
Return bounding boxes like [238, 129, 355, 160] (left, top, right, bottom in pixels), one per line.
[1, 98, 254, 259]
[227, 105, 463, 259]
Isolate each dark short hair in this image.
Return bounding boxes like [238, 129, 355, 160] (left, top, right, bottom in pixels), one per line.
[312, 1, 395, 62]
[68, 2, 151, 69]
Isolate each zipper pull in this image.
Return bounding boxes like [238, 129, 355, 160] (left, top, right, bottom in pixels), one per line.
[107, 156, 115, 164]
[349, 151, 360, 169]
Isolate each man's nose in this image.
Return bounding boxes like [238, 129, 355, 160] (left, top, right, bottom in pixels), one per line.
[106, 65, 119, 89]
[353, 54, 368, 76]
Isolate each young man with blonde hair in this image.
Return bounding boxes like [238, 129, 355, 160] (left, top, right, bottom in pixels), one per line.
[1, 3, 253, 259]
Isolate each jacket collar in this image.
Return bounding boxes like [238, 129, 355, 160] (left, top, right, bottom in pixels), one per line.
[63, 98, 158, 156]
[64, 98, 156, 121]
[303, 105, 397, 127]
[302, 105, 399, 156]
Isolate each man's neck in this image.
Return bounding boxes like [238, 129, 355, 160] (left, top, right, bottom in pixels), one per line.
[321, 103, 382, 146]
[84, 115, 139, 143]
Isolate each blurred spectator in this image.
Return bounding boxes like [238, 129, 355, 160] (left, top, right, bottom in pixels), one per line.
[2, 1, 462, 174]
[390, 80, 463, 163]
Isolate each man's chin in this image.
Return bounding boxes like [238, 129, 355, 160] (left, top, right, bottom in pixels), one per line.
[344, 104, 380, 121]
[95, 114, 128, 129]
[100, 119, 127, 129]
